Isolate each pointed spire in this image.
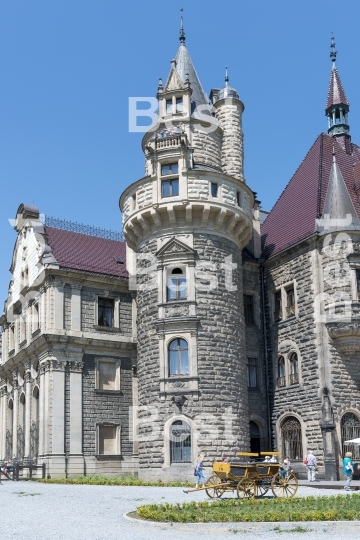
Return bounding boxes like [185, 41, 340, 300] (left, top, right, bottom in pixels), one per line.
[330, 33, 337, 68]
[179, 7, 185, 44]
[317, 149, 360, 232]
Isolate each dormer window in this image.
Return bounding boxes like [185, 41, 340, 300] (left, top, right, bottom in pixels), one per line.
[161, 163, 179, 176]
[166, 99, 172, 114]
[176, 97, 183, 112]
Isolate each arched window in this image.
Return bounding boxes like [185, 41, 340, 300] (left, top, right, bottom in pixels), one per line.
[170, 420, 191, 463]
[341, 412, 360, 460]
[277, 356, 285, 387]
[169, 339, 189, 375]
[249, 421, 260, 454]
[18, 394, 26, 460]
[167, 268, 187, 301]
[289, 353, 299, 385]
[281, 416, 302, 461]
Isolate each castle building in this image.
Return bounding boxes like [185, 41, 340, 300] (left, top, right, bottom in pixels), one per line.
[0, 29, 360, 480]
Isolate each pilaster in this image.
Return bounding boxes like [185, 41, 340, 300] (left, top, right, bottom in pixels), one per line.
[12, 371, 18, 457]
[24, 364, 31, 458]
[70, 284, 82, 332]
[68, 360, 84, 476]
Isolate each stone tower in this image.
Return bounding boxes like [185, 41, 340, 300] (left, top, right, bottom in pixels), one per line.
[120, 25, 254, 480]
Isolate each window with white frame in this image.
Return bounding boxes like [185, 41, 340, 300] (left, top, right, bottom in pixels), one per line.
[96, 359, 120, 391]
[274, 290, 282, 322]
[169, 338, 189, 376]
[167, 268, 187, 301]
[286, 287, 295, 318]
[97, 424, 120, 455]
[289, 352, 299, 385]
[98, 298, 114, 327]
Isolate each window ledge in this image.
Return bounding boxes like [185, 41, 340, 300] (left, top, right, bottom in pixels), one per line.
[19, 339, 27, 349]
[32, 328, 41, 338]
[94, 325, 120, 333]
[94, 389, 122, 395]
[8, 349, 15, 358]
[94, 455, 122, 461]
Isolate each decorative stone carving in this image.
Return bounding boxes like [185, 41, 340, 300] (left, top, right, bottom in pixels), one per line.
[69, 361, 84, 373]
[164, 304, 189, 318]
[171, 381, 186, 388]
[50, 359, 67, 372]
[327, 321, 360, 351]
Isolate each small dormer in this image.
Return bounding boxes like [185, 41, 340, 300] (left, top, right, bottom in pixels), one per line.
[157, 59, 192, 121]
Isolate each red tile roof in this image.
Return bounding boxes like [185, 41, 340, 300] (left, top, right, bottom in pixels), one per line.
[262, 134, 360, 258]
[44, 227, 128, 279]
[326, 67, 349, 110]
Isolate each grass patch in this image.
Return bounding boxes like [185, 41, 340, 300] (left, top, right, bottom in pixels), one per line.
[273, 525, 313, 533]
[136, 494, 360, 522]
[13, 492, 41, 497]
[38, 475, 193, 487]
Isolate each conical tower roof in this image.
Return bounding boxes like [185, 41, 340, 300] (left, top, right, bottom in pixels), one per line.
[319, 153, 360, 231]
[326, 66, 349, 111]
[174, 43, 212, 116]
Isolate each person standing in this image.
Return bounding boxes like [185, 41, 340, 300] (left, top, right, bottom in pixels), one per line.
[305, 450, 317, 481]
[343, 451, 354, 491]
[195, 454, 206, 489]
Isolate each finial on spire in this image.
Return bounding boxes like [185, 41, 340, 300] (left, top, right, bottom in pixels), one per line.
[225, 66, 229, 85]
[330, 33, 337, 67]
[179, 7, 185, 44]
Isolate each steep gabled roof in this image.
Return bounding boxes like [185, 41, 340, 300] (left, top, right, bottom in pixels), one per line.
[44, 227, 128, 279]
[262, 134, 360, 258]
[326, 67, 349, 110]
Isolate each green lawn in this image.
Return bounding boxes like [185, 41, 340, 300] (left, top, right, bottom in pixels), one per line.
[38, 475, 193, 487]
[136, 494, 360, 522]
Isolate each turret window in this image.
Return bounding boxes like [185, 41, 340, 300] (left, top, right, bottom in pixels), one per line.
[176, 97, 183, 112]
[237, 191, 242, 206]
[161, 163, 179, 176]
[211, 183, 218, 197]
[167, 268, 187, 301]
[166, 99, 172, 114]
[162, 179, 179, 198]
[169, 338, 189, 375]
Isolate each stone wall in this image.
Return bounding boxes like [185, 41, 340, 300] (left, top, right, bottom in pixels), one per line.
[82, 354, 133, 457]
[264, 246, 324, 468]
[136, 233, 249, 478]
[191, 126, 222, 170]
[216, 101, 244, 181]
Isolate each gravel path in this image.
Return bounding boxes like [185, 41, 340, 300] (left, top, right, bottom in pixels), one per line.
[1, 480, 360, 540]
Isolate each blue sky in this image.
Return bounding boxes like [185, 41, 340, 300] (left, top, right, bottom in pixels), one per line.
[1, 0, 360, 299]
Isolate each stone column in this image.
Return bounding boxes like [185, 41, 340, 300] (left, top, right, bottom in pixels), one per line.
[49, 358, 66, 477]
[38, 361, 46, 456]
[40, 286, 46, 332]
[24, 364, 32, 459]
[132, 364, 139, 455]
[12, 371, 18, 458]
[70, 284, 82, 331]
[0, 383, 6, 460]
[53, 280, 64, 331]
[320, 388, 338, 480]
[68, 360, 84, 476]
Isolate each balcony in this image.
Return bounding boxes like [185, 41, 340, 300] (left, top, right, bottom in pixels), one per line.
[325, 301, 360, 352]
[277, 376, 286, 388]
[290, 373, 299, 385]
[155, 134, 185, 150]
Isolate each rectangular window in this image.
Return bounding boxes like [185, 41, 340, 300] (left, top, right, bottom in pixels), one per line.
[98, 425, 117, 455]
[33, 303, 39, 331]
[166, 99, 173, 114]
[176, 97, 183, 112]
[98, 361, 116, 391]
[274, 291, 282, 321]
[247, 358, 257, 388]
[211, 183, 218, 197]
[162, 179, 179, 197]
[244, 295, 254, 324]
[161, 162, 179, 176]
[237, 191, 241, 206]
[98, 298, 114, 327]
[286, 288, 295, 317]
[167, 276, 187, 301]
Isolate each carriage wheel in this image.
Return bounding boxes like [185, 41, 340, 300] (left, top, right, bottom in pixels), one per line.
[205, 475, 225, 498]
[236, 478, 256, 499]
[256, 478, 270, 497]
[271, 471, 298, 498]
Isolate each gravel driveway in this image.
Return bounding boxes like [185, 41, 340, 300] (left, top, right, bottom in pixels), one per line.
[1, 480, 360, 540]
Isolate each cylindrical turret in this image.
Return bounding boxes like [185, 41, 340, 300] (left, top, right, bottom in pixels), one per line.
[120, 41, 253, 481]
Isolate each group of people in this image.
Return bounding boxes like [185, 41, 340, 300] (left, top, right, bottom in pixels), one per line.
[194, 451, 356, 491]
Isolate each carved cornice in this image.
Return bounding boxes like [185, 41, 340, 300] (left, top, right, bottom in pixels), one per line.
[69, 361, 84, 373]
[327, 321, 360, 351]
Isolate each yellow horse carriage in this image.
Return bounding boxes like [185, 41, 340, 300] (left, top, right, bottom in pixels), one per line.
[187, 452, 298, 499]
